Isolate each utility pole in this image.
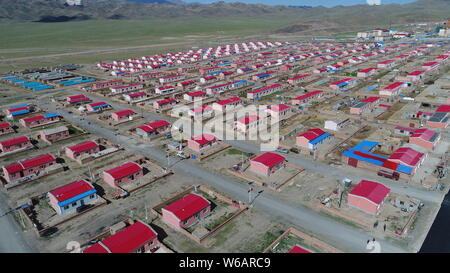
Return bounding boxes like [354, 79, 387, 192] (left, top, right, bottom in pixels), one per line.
[166, 149, 170, 168]
[88, 165, 94, 182]
[248, 182, 254, 204]
[145, 204, 148, 221]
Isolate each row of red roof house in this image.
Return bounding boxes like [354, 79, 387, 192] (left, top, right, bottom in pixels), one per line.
[38, 126, 70, 143]
[291, 90, 323, 105]
[153, 98, 177, 110]
[85, 101, 112, 113]
[110, 109, 136, 122]
[19, 113, 61, 129]
[155, 85, 175, 95]
[2, 153, 57, 183]
[247, 83, 283, 99]
[377, 59, 396, 69]
[4, 104, 33, 117]
[330, 78, 358, 91]
[187, 105, 213, 119]
[138, 71, 165, 81]
[350, 96, 382, 115]
[135, 120, 171, 138]
[183, 90, 208, 102]
[159, 74, 186, 84]
[211, 97, 242, 112]
[67, 94, 91, 105]
[205, 80, 247, 95]
[287, 74, 312, 85]
[123, 91, 148, 103]
[234, 105, 292, 134]
[0, 136, 32, 154]
[110, 83, 144, 94]
[380, 82, 407, 97]
[83, 79, 124, 92]
[83, 220, 159, 253]
[0, 122, 14, 135]
[81, 79, 124, 92]
[1, 126, 72, 155]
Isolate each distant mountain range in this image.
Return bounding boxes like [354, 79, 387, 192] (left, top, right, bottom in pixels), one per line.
[0, 0, 449, 30]
[101, 0, 185, 5]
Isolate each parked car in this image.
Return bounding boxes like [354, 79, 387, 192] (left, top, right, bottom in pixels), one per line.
[176, 151, 189, 159]
[289, 148, 299, 154]
[276, 148, 290, 154]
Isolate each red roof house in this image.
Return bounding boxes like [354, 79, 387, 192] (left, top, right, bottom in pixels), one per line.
[247, 83, 282, 99]
[187, 134, 218, 152]
[380, 82, 406, 96]
[153, 98, 176, 109]
[212, 97, 242, 111]
[289, 245, 311, 253]
[0, 136, 32, 153]
[111, 109, 136, 122]
[2, 153, 56, 183]
[287, 74, 312, 85]
[183, 91, 206, 102]
[347, 180, 391, 215]
[0, 122, 13, 135]
[407, 70, 425, 81]
[103, 162, 143, 187]
[291, 90, 323, 105]
[409, 128, 440, 151]
[250, 152, 286, 176]
[436, 105, 450, 113]
[266, 104, 291, 118]
[48, 179, 98, 215]
[388, 147, 425, 173]
[162, 193, 211, 229]
[67, 94, 91, 105]
[296, 128, 330, 150]
[65, 140, 99, 160]
[83, 221, 159, 253]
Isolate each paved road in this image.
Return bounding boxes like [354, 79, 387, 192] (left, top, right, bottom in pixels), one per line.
[35, 100, 408, 253]
[0, 191, 34, 253]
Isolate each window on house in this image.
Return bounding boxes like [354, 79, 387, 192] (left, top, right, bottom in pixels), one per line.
[72, 202, 77, 207]
[90, 195, 95, 199]
[64, 205, 69, 210]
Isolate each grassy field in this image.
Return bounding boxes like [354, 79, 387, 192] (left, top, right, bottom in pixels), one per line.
[0, 17, 300, 51]
[0, 17, 301, 72]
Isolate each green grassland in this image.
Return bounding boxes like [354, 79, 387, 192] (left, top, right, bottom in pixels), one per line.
[0, 17, 300, 72]
[1, 17, 299, 51]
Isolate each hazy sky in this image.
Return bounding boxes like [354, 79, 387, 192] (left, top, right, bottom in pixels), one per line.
[186, 0, 417, 6]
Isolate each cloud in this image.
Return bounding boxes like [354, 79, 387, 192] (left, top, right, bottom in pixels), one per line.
[367, 0, 382, 5]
